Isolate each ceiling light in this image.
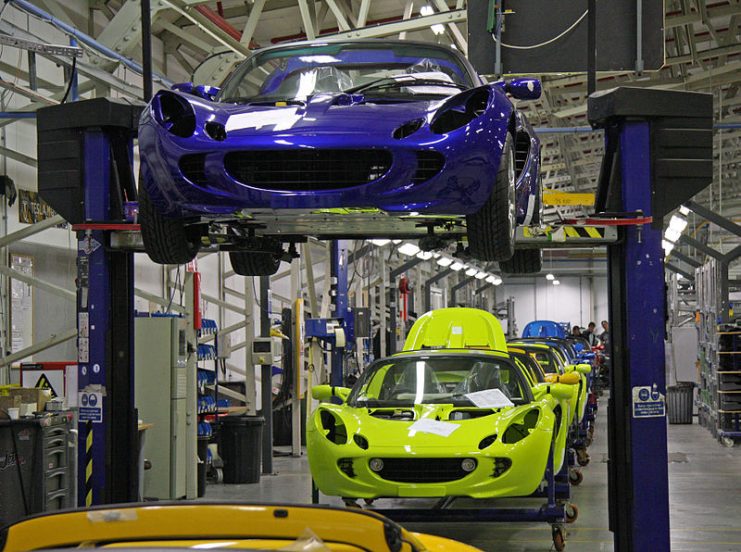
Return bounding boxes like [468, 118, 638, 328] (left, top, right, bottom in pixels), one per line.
[370, 239, 390, 247]
[431, 23, 445, 35]
[668, 214, 688, 233]
[664, 227, 682, 243]
[486, 275, 496, 284]
[545, 273, 555, 281]
[662, 239, 675, 255]
[398, 243, 420, 256]
[450, 262, 464, 271]
[475, 271, 487, 279]
[492, 276, 503, 286]
[416, 250, 433, 260]
[465, 267, 478, 276]
[437, 257, 453, 267]
[420, 5, 433, 15]
[679, 205, 691, 216]
[392, 240, 402, 244]
[552, 280, 560, 286]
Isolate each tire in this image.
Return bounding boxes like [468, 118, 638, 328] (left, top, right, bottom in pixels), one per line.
[499, 249, 543, 274]
[139, 186, 199, 264]
[229, 251, 281, 276]
[467, 133, 516, 262]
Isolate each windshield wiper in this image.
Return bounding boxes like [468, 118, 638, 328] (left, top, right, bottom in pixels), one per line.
[221, 96, 306, 106]
[344, 76, 467, 95]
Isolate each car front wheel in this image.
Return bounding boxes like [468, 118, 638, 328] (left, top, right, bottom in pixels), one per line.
[229, 251, 281, 276]
[139, 185, 200, 265]
[467, 133, 516, 262]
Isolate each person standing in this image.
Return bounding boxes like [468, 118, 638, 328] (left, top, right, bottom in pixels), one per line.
[600, 320, 610, 348]
[582, 321, 598, 346]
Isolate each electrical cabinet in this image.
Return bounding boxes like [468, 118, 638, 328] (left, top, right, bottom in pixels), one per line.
[135, 316, 189, 499]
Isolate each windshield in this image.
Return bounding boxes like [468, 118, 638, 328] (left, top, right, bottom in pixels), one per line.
[218, 42, 475, 104]
[347, 354, 530, 408]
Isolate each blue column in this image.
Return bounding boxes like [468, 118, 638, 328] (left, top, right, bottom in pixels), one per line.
[617, 121, 670, 550]
[77, 130, 111, 505]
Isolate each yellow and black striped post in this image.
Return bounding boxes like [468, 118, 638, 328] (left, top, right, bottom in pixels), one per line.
[85, 420, 93, 507]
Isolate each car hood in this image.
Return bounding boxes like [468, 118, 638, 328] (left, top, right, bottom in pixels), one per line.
[202, 93, 441, 137]
[321, 402, 532, 449]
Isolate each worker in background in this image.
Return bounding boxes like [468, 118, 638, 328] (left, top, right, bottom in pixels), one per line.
[600, 320, 610, 348]
[582, 321, 599, 346]
[571, 325, 582, 337]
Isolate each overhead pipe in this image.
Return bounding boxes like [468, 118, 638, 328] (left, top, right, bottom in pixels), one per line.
[194, 5, 242, 41]
[7, 0, 173, 88]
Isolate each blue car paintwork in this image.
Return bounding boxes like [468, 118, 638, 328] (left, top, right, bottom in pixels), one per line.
[138, 40, 541, 235]
[522, 320, 568, 339]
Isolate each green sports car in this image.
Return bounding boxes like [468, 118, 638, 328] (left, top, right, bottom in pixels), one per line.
[307, 348, 574, 500]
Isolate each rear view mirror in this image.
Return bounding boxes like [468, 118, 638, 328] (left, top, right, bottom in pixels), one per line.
[506, 78, 542, 100]
[549, 383, 575, 401]
[312, 385, 351, 403]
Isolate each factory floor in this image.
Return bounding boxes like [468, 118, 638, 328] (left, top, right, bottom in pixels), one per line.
[204, 404, 741, 551]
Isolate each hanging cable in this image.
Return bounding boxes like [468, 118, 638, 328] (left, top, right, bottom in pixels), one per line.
[491, 10, 588, 50]
[60, 56, 76, 103]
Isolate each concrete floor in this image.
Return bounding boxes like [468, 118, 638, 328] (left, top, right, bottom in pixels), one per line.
[204, 405, 741, 551]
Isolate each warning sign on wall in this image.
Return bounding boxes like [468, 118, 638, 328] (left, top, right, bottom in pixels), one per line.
[632, 384, 666, 418]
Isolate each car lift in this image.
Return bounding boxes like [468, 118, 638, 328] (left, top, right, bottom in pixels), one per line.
[312, 87, 713, 552]
[33, 86, 712, 551]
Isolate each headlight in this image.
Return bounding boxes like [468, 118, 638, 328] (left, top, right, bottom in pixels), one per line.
[319, 409, 348, 444]
[152, 91, 196, 138]
[430, 88, 490, 134]
[461, 458, 477, 472]
[369, 458, 384, 472]
[393, 118, 425, 139]
[501, 408, 541, 444]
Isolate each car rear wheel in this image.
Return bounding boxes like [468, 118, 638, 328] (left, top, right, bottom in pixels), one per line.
[139, 185, 200, 265]
[467, 133, 516, 262]
[499, 249, 543, 274]
[229, 251, 281, 276]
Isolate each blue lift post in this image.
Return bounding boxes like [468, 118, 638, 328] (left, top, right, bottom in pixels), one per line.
[330, 240, 349, 387]
[37, 98, 143, 505]
[589, 87, 714, 551]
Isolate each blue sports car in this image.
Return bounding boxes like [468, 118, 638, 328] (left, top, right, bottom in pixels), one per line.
[138, 40, 542, 275]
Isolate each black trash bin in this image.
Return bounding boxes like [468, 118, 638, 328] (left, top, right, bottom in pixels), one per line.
[197, 437, 210, 497]
[667, 382, 695, 424]
[219, 416, 264, 484]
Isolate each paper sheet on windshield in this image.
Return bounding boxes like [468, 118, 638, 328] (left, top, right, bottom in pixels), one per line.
[409, 418, 459, 437]
[465, 389, 515, 409]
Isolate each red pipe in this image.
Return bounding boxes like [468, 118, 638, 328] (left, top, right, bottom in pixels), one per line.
[194, 5, 242, 41]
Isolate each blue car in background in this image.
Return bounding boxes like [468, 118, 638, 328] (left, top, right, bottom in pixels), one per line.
[522, 320, 570, 339]
[138, 39, 543, 275]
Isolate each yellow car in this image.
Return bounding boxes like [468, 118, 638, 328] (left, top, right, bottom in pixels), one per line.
[0, 503, 482, 552]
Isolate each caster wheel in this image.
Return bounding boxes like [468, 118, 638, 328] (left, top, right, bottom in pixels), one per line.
[343, 498, 361, 508]
[552, 525, 566, 551]
[722, 437, 735, 448]
[363, 499, 375, 506]
[565, 503, 579, 523]
[569, 469, 583, 486]
[576, 450, 590, 467]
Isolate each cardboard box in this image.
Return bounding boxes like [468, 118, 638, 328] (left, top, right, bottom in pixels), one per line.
[0, 394, 21, 419]
[6, 388, 52, 413]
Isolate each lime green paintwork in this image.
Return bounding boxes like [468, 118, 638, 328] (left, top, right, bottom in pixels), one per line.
[308, 349, 567, 500]
[403, 308, 507, 352]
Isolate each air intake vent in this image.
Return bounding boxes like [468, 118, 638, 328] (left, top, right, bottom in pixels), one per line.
[373, 458, 472, 483]
[413, 151, 445, 184]
[224, 149, 392, 191]
[179, 154, 208, 186]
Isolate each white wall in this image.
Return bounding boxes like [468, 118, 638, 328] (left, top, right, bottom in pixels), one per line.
[498, 276, 609, 335]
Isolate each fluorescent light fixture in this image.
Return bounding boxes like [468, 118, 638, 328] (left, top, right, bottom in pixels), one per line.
[669, 215, 688, 233]
[662, 239, 675, 255]
[437, 256, 453, 267]
[475, 271, 487, 279]
[398, 242, 421, 256]
[431, 23, 445, 35]
[492, 276, 503, 286]
[420, 5, 445, 34]
[679, 205, 691, 216]
[465, 267, 478, 276]
[450, 262, 465, 271]
[486, 275, 496, 284]
[664, 227, 682, 243]
[416, 250, 433, 260]
[370, 239, 390, 247]
[552, 279, 560, 286]
[392, 240, 402, 244]
[545, 273, 555, 281]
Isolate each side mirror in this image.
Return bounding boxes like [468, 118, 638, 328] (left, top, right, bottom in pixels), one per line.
[312, 385, 351, 403]
[574, 363, 592, 375]
[549, 383, 575, 401]
[171, 82, 220, 101]
[544, 372, 580, 385]
[505, 78, 541, 100]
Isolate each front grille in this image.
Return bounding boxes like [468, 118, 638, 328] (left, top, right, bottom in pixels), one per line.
[224, 149, 392, 191]
[179, 154, 208, 186]
[413, 151, 445, 184]
[375, 458, 473, 483]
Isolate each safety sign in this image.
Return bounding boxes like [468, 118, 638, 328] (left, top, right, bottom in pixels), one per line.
[79, 391, 103, 423]
[632, 384, 666, 418]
